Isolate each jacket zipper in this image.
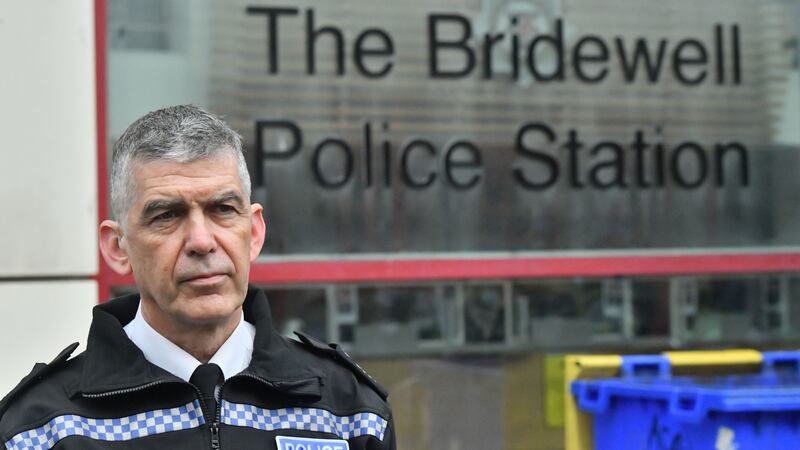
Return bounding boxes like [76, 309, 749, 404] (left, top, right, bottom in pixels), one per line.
[80, 379, 173, 398]
[75, 372, 313, 447]
[206, 373, 278, 450]
[234, 372, 278, 388]
[82, 380, 221, 449]
[187, 382, 221, 450]
[212, 381, 225, 450]
[205, 373, 278, 450]
[210, 422, 220, 449]
[186, 382, 222, 450]
[234, 371, 323, 391]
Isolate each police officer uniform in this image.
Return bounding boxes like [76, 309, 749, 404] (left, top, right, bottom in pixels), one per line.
[0, 287, 396, 450]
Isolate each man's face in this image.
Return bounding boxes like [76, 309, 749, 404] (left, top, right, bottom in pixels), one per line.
[120, 153, 264, 328]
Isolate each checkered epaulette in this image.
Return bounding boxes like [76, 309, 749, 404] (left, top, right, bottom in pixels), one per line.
[294, 332, 388, 401]
[0, 342, 79, 420]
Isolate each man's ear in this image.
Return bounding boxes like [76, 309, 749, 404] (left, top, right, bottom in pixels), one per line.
[249, 203, 266, 261]
[99, 220, 132, 275]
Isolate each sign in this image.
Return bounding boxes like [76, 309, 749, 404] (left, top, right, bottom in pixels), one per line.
[206, 0, 800, 254]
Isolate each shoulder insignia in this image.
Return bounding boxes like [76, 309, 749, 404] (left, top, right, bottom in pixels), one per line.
[294, 332, 388, 400]
[0, 342, 79, 419]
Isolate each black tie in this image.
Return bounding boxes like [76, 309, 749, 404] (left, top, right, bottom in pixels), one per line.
[190, 363, 224, 424]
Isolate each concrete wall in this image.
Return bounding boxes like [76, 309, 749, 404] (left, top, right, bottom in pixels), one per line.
[0, 1, 98, 395]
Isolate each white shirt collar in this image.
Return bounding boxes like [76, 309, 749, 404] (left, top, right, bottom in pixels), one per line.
[123, 300, 256, 381]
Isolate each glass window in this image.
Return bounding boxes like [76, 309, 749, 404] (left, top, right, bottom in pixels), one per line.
[108, 0, 176, 51]
[350, 284, 457, 354]
[632, 279, 670, 338]
[107, 0, 800, 256]
[112, 272, 800, 353]
[263, 287, 327, 341]
[464, 284, 507, 344]
[513, 279, 614, 347]
[690, 278, 759, 342]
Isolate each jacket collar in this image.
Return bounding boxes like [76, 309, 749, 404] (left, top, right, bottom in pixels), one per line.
[76, 286, 321, 398]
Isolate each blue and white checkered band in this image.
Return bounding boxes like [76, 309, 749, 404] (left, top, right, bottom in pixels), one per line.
[220, 400, 388, 441]
[4, 401, 204, 450]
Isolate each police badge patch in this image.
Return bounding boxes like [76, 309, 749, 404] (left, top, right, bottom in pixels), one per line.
[275, 436, 350, 450]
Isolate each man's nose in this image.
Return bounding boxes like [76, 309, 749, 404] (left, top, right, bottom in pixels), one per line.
[184, 211, 216, 255]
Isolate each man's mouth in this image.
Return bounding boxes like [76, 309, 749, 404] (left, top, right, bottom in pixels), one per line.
[182, 273, 227, 285]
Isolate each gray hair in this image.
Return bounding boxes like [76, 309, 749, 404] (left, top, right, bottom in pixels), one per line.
[110, 105, 251, 225]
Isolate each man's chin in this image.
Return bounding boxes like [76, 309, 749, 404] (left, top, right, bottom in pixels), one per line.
[174, 292, 239, 320]
[178, 308, 239, 327]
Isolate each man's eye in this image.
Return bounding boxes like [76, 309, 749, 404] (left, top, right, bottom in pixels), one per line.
[153, 211, 176, 222]
[216, 204, 236, 214]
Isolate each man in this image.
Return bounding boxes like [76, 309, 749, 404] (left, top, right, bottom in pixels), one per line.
[0, 105, 396, 450]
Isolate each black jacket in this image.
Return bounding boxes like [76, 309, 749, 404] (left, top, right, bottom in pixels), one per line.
[0, 287, 396, 450]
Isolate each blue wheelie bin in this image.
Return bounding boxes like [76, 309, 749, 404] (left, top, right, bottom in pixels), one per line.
[571, 352, 800, 450]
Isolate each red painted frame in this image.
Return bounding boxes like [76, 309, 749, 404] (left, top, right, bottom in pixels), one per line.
[93, 0, 800, 298]
[95, 0, 110, 300]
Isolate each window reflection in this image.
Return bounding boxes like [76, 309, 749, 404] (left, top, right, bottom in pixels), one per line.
[351, 285, 457, 354]
[114, 272, 800, 355]
[514, 280, 600, 346]
[632, 280, 670, 338]
[464, 285, 506, 344]
[264, 287, 327, 341]
[686, 278, 759, 342]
